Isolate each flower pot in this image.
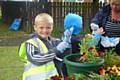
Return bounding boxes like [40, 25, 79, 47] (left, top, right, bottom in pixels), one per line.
[63, 53, 104, 76]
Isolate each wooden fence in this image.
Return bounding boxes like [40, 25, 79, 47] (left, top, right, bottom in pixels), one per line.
[1, 1, 105, 33]
[49, 2, 98, 33]
[26, 2, 105, 33]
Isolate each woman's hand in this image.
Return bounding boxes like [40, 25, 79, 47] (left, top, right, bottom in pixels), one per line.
[96, 27, 105, 34]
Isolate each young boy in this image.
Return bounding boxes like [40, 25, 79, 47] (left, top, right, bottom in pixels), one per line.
[19, 13, 73, 80]
[64, 13, 82, 54]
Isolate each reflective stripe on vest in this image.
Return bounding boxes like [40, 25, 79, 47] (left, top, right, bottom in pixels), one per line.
[27, 38, 48, 53]
[23, 38, 58, 80]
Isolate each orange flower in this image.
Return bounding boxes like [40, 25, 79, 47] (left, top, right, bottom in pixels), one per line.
[89, 47, 99, 56]
[99, 67, 106, 76]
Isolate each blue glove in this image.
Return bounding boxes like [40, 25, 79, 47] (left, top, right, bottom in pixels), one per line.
[87, 34, 101, 47]
[101, 36, 119, 47]
[64, 13, 82, 35]
[57, 42, 71, 53]
[90, 23, 99, 34]
[63, 27, 74, 43]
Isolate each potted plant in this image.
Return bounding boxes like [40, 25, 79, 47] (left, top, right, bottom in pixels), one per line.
[64, 34, 104, 76]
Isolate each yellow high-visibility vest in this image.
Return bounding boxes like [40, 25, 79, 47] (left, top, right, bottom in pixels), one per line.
[20, 38, 58, 80]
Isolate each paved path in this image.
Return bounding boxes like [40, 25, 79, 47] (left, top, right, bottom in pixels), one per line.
[0, 37, 28, 46]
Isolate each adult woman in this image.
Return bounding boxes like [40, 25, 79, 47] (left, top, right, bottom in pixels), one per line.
[90, 0, 120, 54]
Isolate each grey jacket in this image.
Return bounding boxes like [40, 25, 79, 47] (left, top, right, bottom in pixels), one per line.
[26, 32, 62, 65]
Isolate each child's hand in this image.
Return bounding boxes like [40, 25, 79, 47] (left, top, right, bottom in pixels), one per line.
[56, 42, 71, 53]
[63, 27, 74, 43]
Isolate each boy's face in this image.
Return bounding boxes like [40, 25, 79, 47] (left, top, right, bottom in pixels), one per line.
[35, 21, 53, 39]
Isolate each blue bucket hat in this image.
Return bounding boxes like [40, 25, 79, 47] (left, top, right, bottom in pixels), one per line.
[64, 13, 82, 35]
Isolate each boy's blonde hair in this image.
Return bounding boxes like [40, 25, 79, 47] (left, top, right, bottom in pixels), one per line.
[34, 13, 53, 27]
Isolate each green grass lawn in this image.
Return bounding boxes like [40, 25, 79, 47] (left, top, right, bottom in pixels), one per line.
[0, 46, 24, 80]
[0, 22, 63, 80]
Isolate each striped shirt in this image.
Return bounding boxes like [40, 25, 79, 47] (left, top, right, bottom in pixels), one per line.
[105, 16, 120, 37]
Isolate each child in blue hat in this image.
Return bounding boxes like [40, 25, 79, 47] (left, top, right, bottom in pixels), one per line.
[57, 13, 83, 76]
[64, 13, 82, 53]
